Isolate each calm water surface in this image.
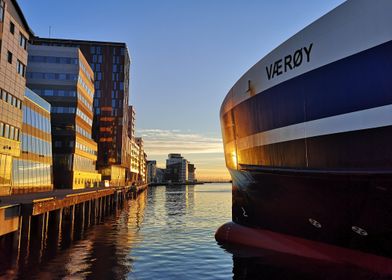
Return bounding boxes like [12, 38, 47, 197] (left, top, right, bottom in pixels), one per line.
[3, 183, 391, 279]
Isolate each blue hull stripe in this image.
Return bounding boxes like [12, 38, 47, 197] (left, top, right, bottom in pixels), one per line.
[225, 40, 392, 139]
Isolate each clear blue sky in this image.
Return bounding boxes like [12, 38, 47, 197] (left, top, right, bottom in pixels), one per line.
[18, 0, 345, 179]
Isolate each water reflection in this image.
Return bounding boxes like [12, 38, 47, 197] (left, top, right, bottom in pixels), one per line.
[0, 191, 147, 279]
[165, 185, 187, 216]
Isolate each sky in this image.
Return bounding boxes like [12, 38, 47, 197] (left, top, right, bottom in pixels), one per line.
[18, 0, 345, 180]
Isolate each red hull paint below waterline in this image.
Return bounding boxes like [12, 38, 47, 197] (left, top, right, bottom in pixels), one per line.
[215, 222, 392, 275]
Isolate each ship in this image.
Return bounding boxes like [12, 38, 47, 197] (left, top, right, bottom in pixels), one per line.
[216, 0, 392, 273]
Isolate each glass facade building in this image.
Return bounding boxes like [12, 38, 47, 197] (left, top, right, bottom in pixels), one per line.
[26, 45, 101, 189]
[11, 88, 53, 194]
[31, 38, 131, 186]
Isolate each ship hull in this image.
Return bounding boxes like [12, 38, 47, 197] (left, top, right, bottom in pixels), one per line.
[218, 0, 392, 262]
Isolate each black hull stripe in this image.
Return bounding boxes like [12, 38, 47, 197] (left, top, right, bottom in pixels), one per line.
[230, 168, 392, 258]
[223, 40, 392, 139]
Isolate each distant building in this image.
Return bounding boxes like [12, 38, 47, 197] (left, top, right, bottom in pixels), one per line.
[147, 160, 157, 183]
[127, 105, 139, 183]
[135, 137, 146, 184]
[31, 37, 131, 187]
[128, 106, 135, 139]
[11, 88, 53, 194]
[166, 154, 188, 183]
[26, 45, 101, 189]
[156, 168, 165, 184]
[129, 136, 140, 182]
[0, 0, 33, 195]
[188, 164, 196, 183]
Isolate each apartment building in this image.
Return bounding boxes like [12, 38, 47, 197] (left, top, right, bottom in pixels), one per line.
[26, 45, 101, 189]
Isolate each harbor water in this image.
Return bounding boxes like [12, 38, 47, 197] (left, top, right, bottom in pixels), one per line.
[1, 183, 390, 280]
[1, 184, 232, 279]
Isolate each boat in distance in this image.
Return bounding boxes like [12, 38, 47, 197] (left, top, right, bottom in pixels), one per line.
[216, 0, 392, 272]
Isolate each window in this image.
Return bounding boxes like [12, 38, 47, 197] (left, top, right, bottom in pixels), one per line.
[44, 89, 54, 96]
[14, 128, 19, 141]
[4, 124, 9, 138]
[17, 60, 26, 76]
[44, 73, 55, 79]
[19, 33, 27, 49]
[10, 21, 15, 34]
[9, 126, 14, 140]
[0, 123, 3, 137]
[59, 57, 68, 64]
[0, 1, 4, 22]
[7, 51, 12, 64]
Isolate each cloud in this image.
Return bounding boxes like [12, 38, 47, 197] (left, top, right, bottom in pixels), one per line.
[137, 129, 224, 156]
[138, 129, 230, 180]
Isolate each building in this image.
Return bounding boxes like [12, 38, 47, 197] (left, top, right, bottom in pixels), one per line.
[125, 105, 147, 185]
[156, 168, 165, 184]
[135, 137, 146, 184]
[188, 164, 196, 183]
[11, 88, 53, 194]
[147, 161, 166, 184]
[126, 105, 137, 183]
[31, 37, 131, 187]
[129, 137, 140, 182]
[166, 154, 188, 183]
[147, 160, 157, 183]
[164, 154, 196, 183]
[0, 0, 33, 195]
[26, 45, 101, 189]
[128, 105, 135, 139]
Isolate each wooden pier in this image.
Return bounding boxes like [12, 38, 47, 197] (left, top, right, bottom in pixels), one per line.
[0, 184, 148, 252]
